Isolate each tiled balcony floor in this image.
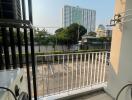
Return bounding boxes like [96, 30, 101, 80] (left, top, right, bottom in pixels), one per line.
[71, 90, 113, 100]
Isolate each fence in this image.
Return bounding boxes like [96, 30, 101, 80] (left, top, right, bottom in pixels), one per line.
[36, 51, 110, 97]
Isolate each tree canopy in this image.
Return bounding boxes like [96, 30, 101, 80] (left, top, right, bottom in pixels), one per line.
[34, 23, 87, 49]
[55, 23, 87, 46]
[88, 31, 97, 37]
[34, 29, 51, 45]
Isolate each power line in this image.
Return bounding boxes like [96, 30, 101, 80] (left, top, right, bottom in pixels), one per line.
[34, 26, 61, 29]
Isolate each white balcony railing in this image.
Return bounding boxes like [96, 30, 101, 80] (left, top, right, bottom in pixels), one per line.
[35, 51, 110, 98]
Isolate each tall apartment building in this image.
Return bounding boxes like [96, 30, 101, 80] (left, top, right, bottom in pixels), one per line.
[0, 0, 21, 19]
[62, 5, 96, 33]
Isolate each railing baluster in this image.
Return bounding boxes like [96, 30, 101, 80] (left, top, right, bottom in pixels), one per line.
[46, 56, 49, 95]
[52, 55, 55, 94]
[87, 53, 90, 86]
[1, 28, 11, 69]
[0, 43, 4, 70]
[83, 53, 86, 87]
[42, 57, 45, 96]
[44, 56, 48, 94]
[9, 28, 17, 69]
[17, 28, 23, 68]
[63, 55, 65, 91]
[100, 52, 104, 83]
[97, 52, 101, 84]
[71, 54, 74, 90]
[36, 57, 38, 95]
[46, 59, 48, 95]
[28, 2, 38, 98]
[79, 54, 82, 88]
[67, 54, 69, 91]
[103, 52, 107, 82]
[93, 53, 98, 84]
[90, 53, 94, 85]
[22, 0, 32, 97]
[58, 55, 60, 93]
[23, 28, 32, 99]
[75, 54, 78, 88]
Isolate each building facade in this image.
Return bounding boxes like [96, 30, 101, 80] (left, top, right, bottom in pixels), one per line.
[62, 5, 96, 33]
[96, 24, 112, 37]
[96, 24, 106, 37]
[106, 29, 112, 37]
[0, 0, 21, 19]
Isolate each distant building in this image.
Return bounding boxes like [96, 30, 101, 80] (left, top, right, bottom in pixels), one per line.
[106, 29, 112, 37]
[62, 5, 96, 33]
[81, 34, 111, 50]
[0, 0, 21, 19]
[96, 24, 106, 37]
[96, 24, 112, 37]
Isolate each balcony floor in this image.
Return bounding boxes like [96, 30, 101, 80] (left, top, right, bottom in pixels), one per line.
[71, 90, 113, 100]
[38, 83, 114, 100]
[39, 90, 113, 100]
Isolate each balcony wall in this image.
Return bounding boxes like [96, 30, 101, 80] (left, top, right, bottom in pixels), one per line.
[106, 0, 132, 100]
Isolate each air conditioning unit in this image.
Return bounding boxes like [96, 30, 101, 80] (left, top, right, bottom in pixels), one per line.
[0, 68, 28, 100]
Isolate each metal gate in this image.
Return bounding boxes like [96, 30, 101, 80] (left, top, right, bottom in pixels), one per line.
[0, 0, 37, 99]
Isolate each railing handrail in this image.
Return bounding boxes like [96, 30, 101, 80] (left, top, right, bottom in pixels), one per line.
[36, 51, 110, 57]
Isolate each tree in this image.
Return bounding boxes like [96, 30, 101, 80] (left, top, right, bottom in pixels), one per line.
[66, 23, 87, 44]
[98, 37, 108, 49]
[55, 23, 87, 49]
[48, 35, 56, 51]
[55, 28, 64, 34]
[34, 29, 48, 44]
[34, 29, 50, 52]
[56, 29, 69, 50]
[88, 31, 97, 37]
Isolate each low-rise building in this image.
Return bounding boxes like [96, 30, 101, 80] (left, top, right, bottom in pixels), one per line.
[81, 34, 111, 50]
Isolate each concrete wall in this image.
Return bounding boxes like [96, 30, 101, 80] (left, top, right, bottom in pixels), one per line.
[7, 45, 68, 54]
[106, 0, 132, 100]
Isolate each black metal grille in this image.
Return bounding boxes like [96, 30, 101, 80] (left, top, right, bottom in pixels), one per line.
[0, 0, 37, 100]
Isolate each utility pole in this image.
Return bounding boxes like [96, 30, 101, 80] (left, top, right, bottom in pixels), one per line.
[77, 24, 80, 42]
[55, 33, 57, 51]
[77, 23, 80, 50]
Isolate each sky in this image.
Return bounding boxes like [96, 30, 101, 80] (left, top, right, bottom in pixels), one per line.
[32, 0, 115, 33]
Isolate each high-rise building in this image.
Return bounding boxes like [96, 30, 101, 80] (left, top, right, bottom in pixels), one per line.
[0, 0, 21, 20]
[62, 5, 96, 33]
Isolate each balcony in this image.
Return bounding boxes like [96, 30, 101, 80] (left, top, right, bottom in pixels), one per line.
[1, 0, 132, 100]
[35, 51, 112, 100]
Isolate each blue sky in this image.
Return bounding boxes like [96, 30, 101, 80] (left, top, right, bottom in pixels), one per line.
[32, 0, 115, 30]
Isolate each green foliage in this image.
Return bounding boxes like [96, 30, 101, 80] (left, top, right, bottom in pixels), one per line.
[34, 23, 87, 49]
[55, 23, 87, 47]
[88, 31, 97, 37]
[66, 23, 87, 44]
[98, 37, 111, 42]
[55, 28, 64, 34]
[56, 28, 69, 45]
[34, 29, 51, 45]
